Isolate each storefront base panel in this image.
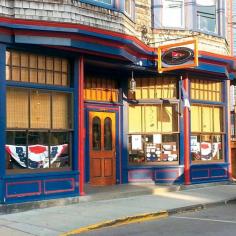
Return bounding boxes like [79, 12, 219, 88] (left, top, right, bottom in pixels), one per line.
[128, 166, 184, 184]
[190, 164, 229, 184]
[2, 171, 79, 204]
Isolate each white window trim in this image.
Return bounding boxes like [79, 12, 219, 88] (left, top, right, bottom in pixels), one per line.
[124, 0, 134, 18]
[162, 0, 184, 28]
[196, 0, 218, 34]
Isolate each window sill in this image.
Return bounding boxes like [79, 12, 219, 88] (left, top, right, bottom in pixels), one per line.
[191, 160, 225, 165]
[6, 167, 72, 175]
[80, 0, 117, 11]
[129, 161, 179, 166]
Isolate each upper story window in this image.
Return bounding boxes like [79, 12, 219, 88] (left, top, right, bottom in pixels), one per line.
[162, 0, 184, 28]
[196, 0, 217, 33]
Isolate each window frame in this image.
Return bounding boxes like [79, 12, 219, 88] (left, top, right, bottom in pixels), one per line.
[162, 0, 185, 28]
[5, 49, 74, 174]
[190, 103, 225, 164]
[79, 0, 116, 11]
[128, 101, 180, 166]
[124, 0, 135, 20]
[196, 0, 218, 34]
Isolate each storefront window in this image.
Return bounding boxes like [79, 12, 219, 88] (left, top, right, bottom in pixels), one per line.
[5, 50, 72, 172]
[128, 104, 179, 164]
[128, 134, 179, 164]
[191, 105, 224, 162]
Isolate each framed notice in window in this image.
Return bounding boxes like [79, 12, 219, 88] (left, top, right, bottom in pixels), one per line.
[131, 135, 142, 150]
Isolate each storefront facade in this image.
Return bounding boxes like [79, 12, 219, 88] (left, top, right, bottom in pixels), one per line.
[0, 15, 235, 203]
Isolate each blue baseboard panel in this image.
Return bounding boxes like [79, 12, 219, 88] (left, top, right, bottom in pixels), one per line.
[191, 163, 229, 184]
[128, 166, 184, 184]
[3, 171, 79, 204]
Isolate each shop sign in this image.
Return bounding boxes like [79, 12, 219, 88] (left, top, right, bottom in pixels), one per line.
[157, 39, 198, 73]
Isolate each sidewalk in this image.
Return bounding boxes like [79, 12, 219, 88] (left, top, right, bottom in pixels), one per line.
[0, 183, 236, 236]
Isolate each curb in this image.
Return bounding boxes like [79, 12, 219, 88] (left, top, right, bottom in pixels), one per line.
[61, 211, 168, 236]
[61, 197, 236, 236]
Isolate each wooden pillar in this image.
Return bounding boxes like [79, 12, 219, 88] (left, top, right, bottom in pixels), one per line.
[183, 75, 191, 185]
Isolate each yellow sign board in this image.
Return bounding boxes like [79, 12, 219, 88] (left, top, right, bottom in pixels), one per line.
[157, 39, 198, 73]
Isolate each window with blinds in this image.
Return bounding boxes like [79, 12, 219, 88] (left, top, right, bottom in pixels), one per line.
[191, 105, 223, 133]
[84, 76, 119, 102]
[6, 50, 69, 86]
[190, 79, 222, 102]
[128, 104, 178, 133]
[7, 88, 71, 130]
[135, 76, 177, 100]
[6, 88, 72, 171]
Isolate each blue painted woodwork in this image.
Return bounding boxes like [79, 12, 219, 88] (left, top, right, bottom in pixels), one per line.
[190, 164, 229, 184]
[6, 80, 74, 92]
[0, 44, 7, 203]
[4, 172, 79, 204]
[127, 166, 184, 184]
[73, 58, 79, 173]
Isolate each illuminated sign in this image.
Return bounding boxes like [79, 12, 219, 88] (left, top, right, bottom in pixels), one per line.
[158, 39, 198, 73]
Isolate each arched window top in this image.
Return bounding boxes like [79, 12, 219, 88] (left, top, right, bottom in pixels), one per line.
[92, 116, 101, 150]
[104, 117, 112, 150]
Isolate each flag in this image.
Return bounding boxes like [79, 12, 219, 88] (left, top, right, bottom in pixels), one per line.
[181, 83, 190, 110]
[6, 144, 68, 169]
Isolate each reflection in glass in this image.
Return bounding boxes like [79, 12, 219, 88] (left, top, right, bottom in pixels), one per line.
[6, 131, 27, 169]
[104, 117, 112, 150]
[92, 117, 101, 150]
[50, 132, 70, 168]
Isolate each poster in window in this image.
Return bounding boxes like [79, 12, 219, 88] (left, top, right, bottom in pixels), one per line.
[153, 134, 162, 144]
[190, 136, 199, 152]
[131, 135, 142, 150]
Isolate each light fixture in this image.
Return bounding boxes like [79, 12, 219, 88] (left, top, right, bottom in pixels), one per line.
[129, 71, 136, 92]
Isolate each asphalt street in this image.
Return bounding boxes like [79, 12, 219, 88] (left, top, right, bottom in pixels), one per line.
[80, 202, 236, 236]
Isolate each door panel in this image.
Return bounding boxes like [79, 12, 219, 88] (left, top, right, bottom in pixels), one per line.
[104, 158, 113, 177]
[92, 158, 102, 178]
[89, 111, 116, 186]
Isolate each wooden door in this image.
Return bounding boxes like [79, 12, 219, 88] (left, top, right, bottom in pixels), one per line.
[89, 111, 116, 186]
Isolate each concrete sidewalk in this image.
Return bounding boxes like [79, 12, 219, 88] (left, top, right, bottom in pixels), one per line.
[0, 183, 236, 236]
